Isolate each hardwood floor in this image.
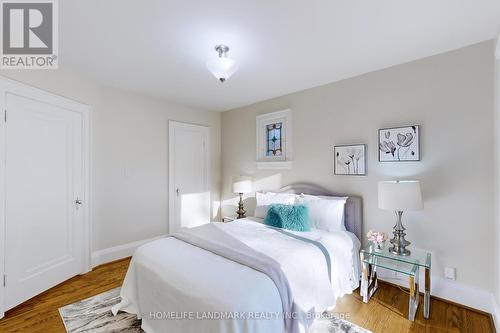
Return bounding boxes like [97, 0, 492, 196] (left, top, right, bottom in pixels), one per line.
[0, 258, 130, 333]
[0, 258, 494, 333]
[334, 284, 495, 333]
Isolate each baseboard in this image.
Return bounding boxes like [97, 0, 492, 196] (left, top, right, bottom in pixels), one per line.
[491, 295, 500, 332]
[91, 235, 167, 268]
[377, 270, 497, 318]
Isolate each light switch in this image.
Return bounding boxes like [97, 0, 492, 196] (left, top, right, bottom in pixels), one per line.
[444, 267, 456, 280]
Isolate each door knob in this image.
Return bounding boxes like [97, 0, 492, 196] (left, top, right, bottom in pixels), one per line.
[176, 188, 180, 196]
[75, 198, 83, 210]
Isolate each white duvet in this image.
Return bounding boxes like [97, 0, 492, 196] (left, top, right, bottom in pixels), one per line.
[112, 218, 361, 333]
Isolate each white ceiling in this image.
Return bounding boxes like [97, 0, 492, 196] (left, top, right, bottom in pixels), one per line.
[61, 0, 500, 111]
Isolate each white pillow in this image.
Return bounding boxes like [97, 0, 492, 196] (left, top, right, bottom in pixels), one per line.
[297, 194, 347, 232]
[254, 192, 297, 219]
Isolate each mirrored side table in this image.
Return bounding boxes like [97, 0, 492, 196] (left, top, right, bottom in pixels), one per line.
[360, 245, 431, 321]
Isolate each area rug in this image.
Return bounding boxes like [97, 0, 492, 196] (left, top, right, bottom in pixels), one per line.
[59, 288, 142, 333]
[59, 288, 371, 333]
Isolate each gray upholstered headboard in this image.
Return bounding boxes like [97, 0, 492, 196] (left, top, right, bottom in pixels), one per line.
[275, 183, 363, 241]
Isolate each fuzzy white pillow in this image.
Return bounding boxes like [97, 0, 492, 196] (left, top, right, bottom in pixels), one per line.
[297, 194, 348, 232]
[254, 192, 297, 219]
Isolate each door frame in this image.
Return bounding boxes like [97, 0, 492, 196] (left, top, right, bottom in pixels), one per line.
[0, 76, 92, 319]
[168, 120, 211, 234]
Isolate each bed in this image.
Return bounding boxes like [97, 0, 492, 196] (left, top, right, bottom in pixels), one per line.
[112, 184, 362, 333]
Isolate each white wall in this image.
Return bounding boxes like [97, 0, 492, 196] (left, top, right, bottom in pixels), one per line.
[222, 41, 495, 301]
[0, 69, 221, 253]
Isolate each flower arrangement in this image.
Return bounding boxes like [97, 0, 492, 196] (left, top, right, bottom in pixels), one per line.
[367, 230, 388, 252]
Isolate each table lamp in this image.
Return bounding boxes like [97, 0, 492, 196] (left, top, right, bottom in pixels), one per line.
[232, 176, 252, 219]
[378, 180, 423, 256]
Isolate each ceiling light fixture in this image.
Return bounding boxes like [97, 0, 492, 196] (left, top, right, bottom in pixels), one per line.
[206, 45, 238, 83]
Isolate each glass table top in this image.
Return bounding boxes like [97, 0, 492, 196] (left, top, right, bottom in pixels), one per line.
[361, 243, 431, 270]
[361, 254, 419, 276]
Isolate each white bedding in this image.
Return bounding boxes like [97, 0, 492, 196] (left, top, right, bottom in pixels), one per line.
[112, 218, 361, 333]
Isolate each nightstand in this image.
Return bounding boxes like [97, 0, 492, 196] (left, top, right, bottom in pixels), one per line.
[360, 245, 431, 321]
[222, 216, 236, 223]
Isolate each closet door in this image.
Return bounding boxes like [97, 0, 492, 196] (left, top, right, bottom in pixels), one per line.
[4, 92, 84, 309]
[169, 121, 211, 233]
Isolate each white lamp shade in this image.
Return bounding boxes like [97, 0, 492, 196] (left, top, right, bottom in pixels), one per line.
[233, 177, 252, 194]
[206, 57, 238, 81]
[378, 180, 423, 211]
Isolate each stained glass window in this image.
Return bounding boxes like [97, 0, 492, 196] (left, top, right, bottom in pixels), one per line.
[266, 122, 282, 156]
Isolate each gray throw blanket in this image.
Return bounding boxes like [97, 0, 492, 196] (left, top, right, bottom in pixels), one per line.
[170, 221, 336, 333]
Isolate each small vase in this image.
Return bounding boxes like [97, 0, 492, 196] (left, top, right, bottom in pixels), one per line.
[373, 241, 385, 252]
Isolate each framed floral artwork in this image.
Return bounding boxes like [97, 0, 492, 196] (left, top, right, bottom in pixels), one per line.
[334, 144, 367, 175]
[378, 125, 420, 162]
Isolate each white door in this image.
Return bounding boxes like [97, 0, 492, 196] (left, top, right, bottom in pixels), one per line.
[169, 121, 210, 233]
[4, 93, 85, 309]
